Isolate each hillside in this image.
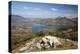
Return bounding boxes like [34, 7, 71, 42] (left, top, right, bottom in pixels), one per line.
[12, 35, 77, 53]
[10, 15, 78, 53]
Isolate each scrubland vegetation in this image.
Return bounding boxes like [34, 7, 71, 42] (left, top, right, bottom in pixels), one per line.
[11, 25, 78, 52]
[10, 15, 78, 52]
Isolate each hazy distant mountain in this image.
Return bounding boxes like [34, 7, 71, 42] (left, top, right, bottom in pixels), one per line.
[10, 15, 32, 23]
[71, 17, 78, 24]
[10, 15, 34, 27]
[53, 17, 77, 26]
[10, 15, 77, 24]
[35, 17, 77, 26]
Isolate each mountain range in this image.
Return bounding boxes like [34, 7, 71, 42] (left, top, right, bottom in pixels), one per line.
[10, 15, 77, 26]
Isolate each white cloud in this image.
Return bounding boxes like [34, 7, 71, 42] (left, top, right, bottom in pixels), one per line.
[33, 8, 41, 10]
[51, 8, 58, 11]
[23, 7, 29, 9]
[23, 6, 41, 10]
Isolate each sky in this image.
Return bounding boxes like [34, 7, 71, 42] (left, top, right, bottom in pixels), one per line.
[9, 1, 78, 18]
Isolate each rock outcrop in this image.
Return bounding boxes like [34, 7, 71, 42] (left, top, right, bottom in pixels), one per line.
[18, 35, 77, 52]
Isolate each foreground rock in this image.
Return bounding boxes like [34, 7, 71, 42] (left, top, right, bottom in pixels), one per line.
[18, 35, 77, 52]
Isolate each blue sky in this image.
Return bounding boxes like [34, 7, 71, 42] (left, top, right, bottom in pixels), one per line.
[9, 1, 78, 18]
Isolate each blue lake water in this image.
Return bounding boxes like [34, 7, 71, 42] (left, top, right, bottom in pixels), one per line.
[32, 24, 47, 32]
[32, 23, 64, 32]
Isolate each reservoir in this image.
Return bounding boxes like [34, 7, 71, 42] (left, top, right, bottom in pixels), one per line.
[32, 23, 64, 32]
